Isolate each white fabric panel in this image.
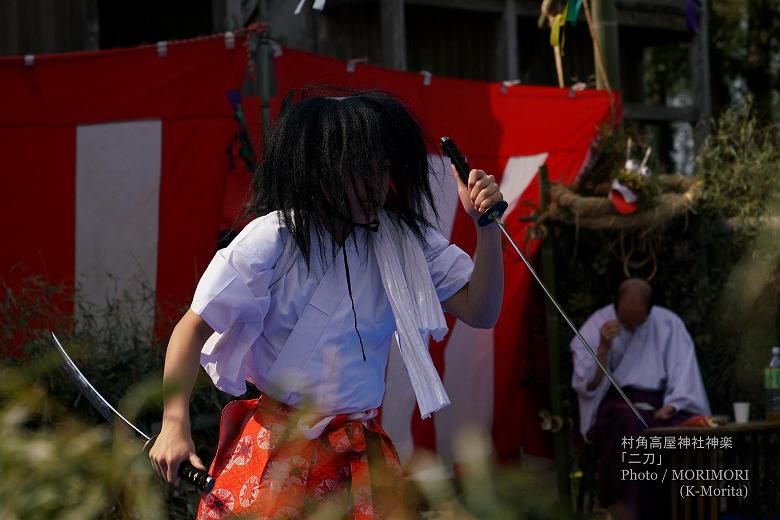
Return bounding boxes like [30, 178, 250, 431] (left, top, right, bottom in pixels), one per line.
[75, 120, 162, 334]
[426, 154, 459, 240]
[500, 153, 549, 214]
[434, 320, 494, 465]
[382, 335, 419, 464]
[381, 154, 460, 463]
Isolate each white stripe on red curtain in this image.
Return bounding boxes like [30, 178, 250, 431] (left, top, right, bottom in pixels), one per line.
[501, 153, 549, 213]
[435, 320, 494, 465]
[75, 120, 162, 334]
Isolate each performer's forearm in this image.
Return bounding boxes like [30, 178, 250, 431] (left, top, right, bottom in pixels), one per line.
[463, 224, 504, 328]
[161, 310, 213, 426]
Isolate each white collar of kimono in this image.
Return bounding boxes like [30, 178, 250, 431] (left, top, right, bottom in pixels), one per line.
[373, 209, 450, 419]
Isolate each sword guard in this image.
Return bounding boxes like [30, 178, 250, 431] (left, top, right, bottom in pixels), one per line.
[142, 434, 157, 453]
[440, 136, 508, 227]
[180, 461, 216, 493]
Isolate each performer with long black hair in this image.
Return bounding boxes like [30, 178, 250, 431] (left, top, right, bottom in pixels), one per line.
[149, 90, 505, 518]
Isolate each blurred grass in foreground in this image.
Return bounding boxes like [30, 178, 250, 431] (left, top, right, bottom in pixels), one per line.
[1, 279, 563, 518]
[0, 360, 164, 519]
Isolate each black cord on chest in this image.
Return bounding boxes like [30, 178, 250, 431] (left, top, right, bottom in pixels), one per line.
[340, 220, 379, 362]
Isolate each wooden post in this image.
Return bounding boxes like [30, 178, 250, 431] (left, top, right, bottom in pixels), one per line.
[84, 0, 100, 51]
[591, 0, 620, 91]
[501, 0, 518, 80]
[380, 0, 406, 71]
[539, 165, 572, 512]
[690, 0, 711, 146]
[258, 0, 272, 144]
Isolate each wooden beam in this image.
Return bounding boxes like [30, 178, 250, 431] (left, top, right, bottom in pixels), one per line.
[617, 10, 687, 30]
[624, 103, 699, 122]
[616, 0, 685, 12]
[380, 0, 406, 70]
[406, 0, 504, 13]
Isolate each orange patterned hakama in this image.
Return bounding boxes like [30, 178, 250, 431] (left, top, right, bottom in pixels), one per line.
[197, 395, 406, 519]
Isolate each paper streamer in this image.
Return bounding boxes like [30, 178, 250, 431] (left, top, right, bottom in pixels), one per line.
[566, 0, 583, 25]
[549, 3, 568, 50]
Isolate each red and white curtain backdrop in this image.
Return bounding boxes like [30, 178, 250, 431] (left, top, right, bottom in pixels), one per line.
[0, 36, 618, 465]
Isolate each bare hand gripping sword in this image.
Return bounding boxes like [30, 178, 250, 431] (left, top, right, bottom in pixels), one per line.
[440, 137, 648, 429]
[49, 332, 216, 492]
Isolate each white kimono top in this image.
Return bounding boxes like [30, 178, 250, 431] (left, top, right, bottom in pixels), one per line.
[191, 211, 474, 416]
[570, 304, 711, 437]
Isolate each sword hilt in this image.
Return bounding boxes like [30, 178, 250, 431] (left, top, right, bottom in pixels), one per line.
[144, 433, 215, 493]
[440, 136, 508, 227]
[179, 461, 215, 493]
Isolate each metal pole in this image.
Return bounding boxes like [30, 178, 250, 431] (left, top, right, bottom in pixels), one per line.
[539, 166, 572, 511]
[503, 0, 518, 80]
[591, 0, 620, 91]
[258, 0, 272, 144]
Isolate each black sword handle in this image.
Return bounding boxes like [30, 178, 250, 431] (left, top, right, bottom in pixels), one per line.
[440, 136, 508, 227]
[145, 434, 215, 493]
[179, 461, 215, 493]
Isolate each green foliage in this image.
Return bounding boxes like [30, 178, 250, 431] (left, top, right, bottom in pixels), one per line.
[551, 103, 780, 423]
[1, 277, 564, 518]
[710, 0, 780, 122]
[0, 363, 164, 519]
[410, 431, 561, 519]
[0, 277, 235, 518]
[697, 99, 780, 225]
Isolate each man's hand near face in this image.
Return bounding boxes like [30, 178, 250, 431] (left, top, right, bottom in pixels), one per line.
[585, 320, 621, 391]
[598, 320, 620, 358]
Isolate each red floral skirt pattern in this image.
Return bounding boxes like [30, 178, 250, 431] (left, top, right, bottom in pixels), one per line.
[197, 395, 405, 519]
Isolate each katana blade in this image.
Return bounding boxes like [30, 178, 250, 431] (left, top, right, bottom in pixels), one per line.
[49, 332, 216, 492]
[439, 136, 648, 429]
[50, 332, 150, 441]
[492, 217, 649, 429]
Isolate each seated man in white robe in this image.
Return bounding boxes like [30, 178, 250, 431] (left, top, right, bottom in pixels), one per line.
[570, 278, 710, 520]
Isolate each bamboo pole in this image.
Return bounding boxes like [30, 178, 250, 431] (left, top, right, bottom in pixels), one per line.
[581, 0, 619, 123]
[258, 0, 271, 145]
[540, 166, 572, 512]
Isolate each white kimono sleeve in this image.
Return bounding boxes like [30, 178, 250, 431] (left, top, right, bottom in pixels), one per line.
[570, 308, 612, 438]
[190, 213, 285, 395]
[570, 314, 607, 397]
[422, 227, 474, 302]
[662, 316, 711, 416]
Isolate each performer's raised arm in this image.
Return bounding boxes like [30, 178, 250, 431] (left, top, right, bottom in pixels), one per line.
[441, 165, 505, 328]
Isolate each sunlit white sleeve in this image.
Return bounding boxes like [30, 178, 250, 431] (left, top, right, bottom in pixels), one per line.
[190, 212, 285, 395]
[662, 314, 711, 416]
[422, 227, 474, 302]
[570, 312, 607, 398]
[570, 307, 613, 438]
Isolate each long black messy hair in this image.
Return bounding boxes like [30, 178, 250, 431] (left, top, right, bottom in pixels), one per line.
[248, 88, 439, 268]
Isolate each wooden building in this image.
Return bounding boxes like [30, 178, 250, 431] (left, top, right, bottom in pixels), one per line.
[1, 0, 709, 164]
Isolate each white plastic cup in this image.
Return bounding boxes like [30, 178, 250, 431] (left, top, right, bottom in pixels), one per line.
[733, 402, 750, 424]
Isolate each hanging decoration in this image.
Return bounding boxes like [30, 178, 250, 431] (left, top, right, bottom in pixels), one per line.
[686, 0, 702, 33]
[540, 0, 568, 88]
[610, 138, 655, 215]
